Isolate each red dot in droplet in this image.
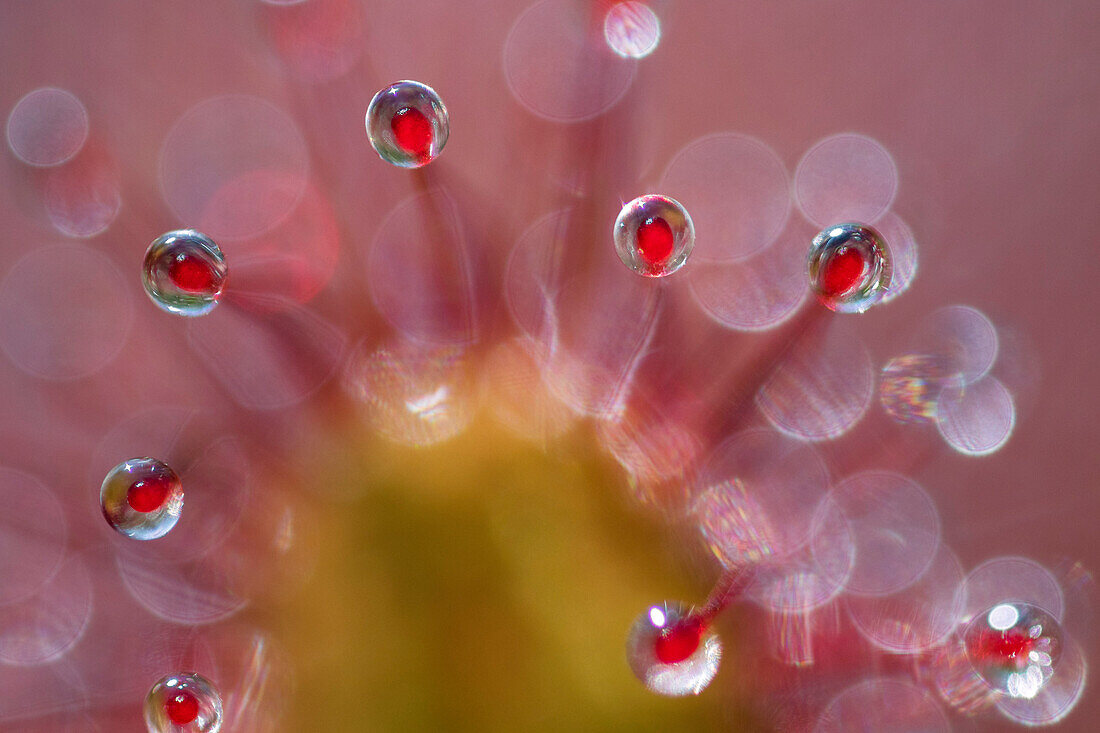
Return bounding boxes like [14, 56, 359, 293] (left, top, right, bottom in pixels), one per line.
[654, 619, 703, 664]
[164, 690, 200, 725]
[169, 254, 217, 294]
[820, 247, 866, 297]
[126, 475, 173, 513]
[390, 107, 433, 158]
[635, 216, 675, 266]
[970, 629, 1036, 666]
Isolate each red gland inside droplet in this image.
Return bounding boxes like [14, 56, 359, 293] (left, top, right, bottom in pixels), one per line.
[654, 618, 704, 664]
[969, 629, 1036, 668]
[390, 106, 434, 158]
[635, 216, 675, 266]
[169, 254, 217, 294]
[164, 690, 200, 725]
[820, 246, 866, 297]
[126, 475, 172, 513]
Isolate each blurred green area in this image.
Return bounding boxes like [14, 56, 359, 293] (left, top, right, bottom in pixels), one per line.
[271, 416, 760, 731]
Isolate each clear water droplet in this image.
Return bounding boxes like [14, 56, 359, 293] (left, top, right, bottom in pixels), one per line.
[366, 81, 448, 168]
[100, 457, 183, 540]
[808, 223, 891, 313]
[143, 230, 228, 316]
[144, 673, 223, 733]
[626, 601, 721, 696]
[963, 602, 1063, 699]
[614, 195, 694, 277]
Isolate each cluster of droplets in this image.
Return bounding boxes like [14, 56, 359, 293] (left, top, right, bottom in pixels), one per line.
[127, 228, 223, 542]
[365, 80, 449, 168]
[118, 221, 235, 725]
[100, 457, 184, 540]
[361, 83, 898, 323]
[611, 201, 895, 320]
[58, 37, 1063, 731]
[627, 584, 1071, 708]
[144, 673, 223, 733]
[355, 69, 1064, 721]
[963, 602, 1063, 700]
[106, 77, 446, 727]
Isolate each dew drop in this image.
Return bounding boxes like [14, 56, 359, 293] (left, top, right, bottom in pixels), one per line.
[614, 195, 694, 277]
[144, 673, 223, 733]
[626, 601, 720, 696]
[963, 602, 1063, 699]
[807, 223, 891, 313]
[143, 230, 228, 316]
[366, 81, 448, 168]
[100, 457, 183, 540]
